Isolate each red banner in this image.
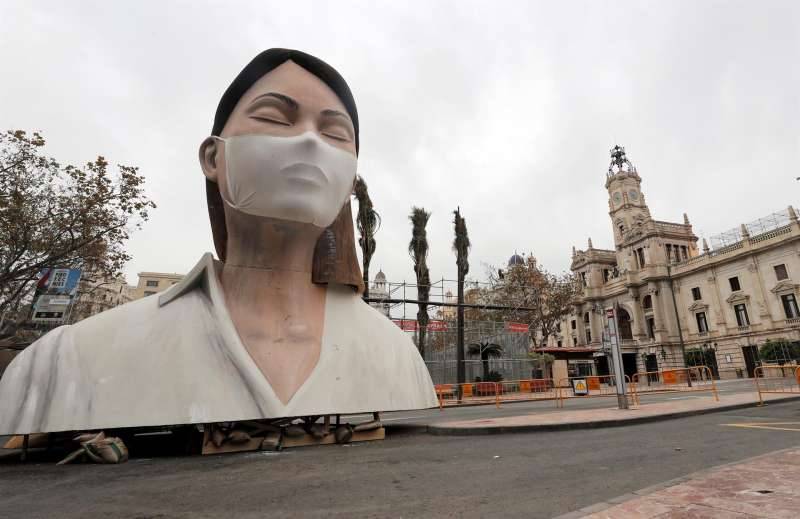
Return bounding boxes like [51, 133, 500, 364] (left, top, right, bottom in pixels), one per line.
[505, 322, 530, 333]
[393, 319, 418, 332]
[427, 320, 448, 332]
[392, 320, 449, 332]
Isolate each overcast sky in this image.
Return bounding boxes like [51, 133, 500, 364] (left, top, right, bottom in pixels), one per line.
[2, 1, 799, 293]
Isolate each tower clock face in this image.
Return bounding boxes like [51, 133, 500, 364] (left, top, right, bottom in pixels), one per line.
[613, 192, 622, 205]
[629, 189, 639, 201]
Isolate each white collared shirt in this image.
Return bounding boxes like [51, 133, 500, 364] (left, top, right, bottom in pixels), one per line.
[0, 253, 437, 435]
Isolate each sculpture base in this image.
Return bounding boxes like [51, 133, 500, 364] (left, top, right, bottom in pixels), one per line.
[200, 426, 385, 455]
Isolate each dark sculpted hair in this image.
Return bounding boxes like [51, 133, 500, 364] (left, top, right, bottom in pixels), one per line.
[207, 48, 363, 292]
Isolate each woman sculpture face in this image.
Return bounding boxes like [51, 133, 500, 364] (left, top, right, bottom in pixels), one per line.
[200, 60, 357, 232]
[197, 59, 361, 405]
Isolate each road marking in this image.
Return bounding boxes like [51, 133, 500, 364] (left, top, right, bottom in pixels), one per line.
[721, 422, 800, 432]
[382, 415, 427, 422]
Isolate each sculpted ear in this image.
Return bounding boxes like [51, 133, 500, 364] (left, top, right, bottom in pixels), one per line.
[199, 137, 221, 182]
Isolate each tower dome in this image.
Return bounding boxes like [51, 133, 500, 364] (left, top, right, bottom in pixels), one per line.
[508, 253, 524, 267]
[375, 270, 386, 283]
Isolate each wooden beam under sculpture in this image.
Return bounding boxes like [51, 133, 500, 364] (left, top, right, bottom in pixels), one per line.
[0, 49, 438, 438]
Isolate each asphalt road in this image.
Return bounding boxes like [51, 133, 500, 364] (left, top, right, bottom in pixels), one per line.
[1, 386, 798, 518]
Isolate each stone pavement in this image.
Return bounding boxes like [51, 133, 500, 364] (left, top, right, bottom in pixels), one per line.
[428, 392, 800, 435]
[559, 447, 800, 518]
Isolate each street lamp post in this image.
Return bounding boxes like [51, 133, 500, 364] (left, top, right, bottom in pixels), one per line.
[667, 263, 691, 387]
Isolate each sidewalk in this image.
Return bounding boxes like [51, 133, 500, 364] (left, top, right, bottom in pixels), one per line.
[558, 448, 800, 518]
[428, 392, 800, 435]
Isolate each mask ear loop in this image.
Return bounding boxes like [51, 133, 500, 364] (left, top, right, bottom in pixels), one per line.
[209, 136, 236, 210]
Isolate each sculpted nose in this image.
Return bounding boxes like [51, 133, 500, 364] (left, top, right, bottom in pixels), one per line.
[297, 131, 322, 152]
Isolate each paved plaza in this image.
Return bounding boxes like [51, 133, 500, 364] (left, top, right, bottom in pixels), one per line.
[567, 447, 800, 518]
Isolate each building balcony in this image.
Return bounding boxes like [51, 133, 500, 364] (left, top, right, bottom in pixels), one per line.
[737, 325, 751, 333]
[785, 317, 800, 326]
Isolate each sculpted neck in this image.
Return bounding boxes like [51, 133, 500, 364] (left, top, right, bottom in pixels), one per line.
[218, 209, 327, 405]
[221, 210, 322, 276]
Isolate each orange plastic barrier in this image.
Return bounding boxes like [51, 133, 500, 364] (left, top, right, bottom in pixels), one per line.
[630, 366, 718, 402]
[754, 365, 800, 405]
[434, 382, 499, 408]
[435, 379, 557, 408]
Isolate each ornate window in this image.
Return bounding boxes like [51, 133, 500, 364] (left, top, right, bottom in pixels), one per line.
[734, 304, 749, 327]
[691, 287, 702, 301]
[729, 276, 741, 292]
[774, 264, 789, 281]
[781, 294, 800, 319]
[695, 312, 709, 333]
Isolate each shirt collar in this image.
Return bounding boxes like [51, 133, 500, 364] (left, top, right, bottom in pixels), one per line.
[158, 252, 218, 307]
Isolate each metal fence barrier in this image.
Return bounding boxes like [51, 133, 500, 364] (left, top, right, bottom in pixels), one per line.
[754, 365, 800, 405]
[630, 366, 719, 402]
[555, 375, 635, 407]
[435, 382, 500, 409]
[434, 378, 558, 409]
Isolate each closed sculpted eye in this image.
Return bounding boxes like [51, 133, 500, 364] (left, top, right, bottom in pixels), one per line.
[320, 110, 354, 143]
[246, 92, 296, 127]
[249, 107, 291, 126]
[321, 127, 350, 142]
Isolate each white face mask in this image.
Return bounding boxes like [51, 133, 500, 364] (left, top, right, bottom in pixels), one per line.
[213, 132, 357, 228]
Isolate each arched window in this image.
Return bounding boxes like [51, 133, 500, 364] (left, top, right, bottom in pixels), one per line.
[642, 295, 652, 310]
[617, 308, 633, 340]
[583, 312, 590, 323]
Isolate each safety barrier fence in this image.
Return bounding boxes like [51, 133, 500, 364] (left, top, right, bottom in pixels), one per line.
[754, 365, 800, 405]
[434, 378, 557, 409]
[554, 375, 635, 407]
[630, 366, 719, 402]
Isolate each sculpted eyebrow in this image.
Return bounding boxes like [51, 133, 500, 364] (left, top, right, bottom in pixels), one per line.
[321, 109, 351, 122]
[250, 92, 298, 110]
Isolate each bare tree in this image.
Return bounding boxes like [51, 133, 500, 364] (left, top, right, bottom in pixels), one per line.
[487, 255, 579, 347]
[0, 130, 155, 335]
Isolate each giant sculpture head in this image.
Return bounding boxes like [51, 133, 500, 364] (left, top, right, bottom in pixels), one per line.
[0, 49, 439, 439]
[199, 49, 364, 291]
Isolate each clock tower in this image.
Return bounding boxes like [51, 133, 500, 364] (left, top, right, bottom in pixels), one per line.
[605, 145, 651, 249]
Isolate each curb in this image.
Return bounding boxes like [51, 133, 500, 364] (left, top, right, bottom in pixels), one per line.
[552, 446, 800, 519]
[426, 394, 800, 436]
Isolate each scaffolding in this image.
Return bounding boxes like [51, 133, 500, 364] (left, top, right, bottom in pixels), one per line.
[709, 208, 792, 250]
[365, 277, 575, 384]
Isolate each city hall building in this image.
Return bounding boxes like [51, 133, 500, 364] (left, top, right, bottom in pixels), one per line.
[534, 146, 800, 381]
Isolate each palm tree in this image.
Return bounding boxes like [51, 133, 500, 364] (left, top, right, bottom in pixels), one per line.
[453, 207, 470, 387]
[409, 207, 431, 357]
[468, 341, 503, 380]
[354, 176, 379, 299]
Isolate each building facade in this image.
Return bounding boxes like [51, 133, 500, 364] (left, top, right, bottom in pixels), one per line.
[368, 270, 391, 317]
[536, 145, 800, 380]
[70, 276, 135, 322]
[133, 271, 184, 299]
